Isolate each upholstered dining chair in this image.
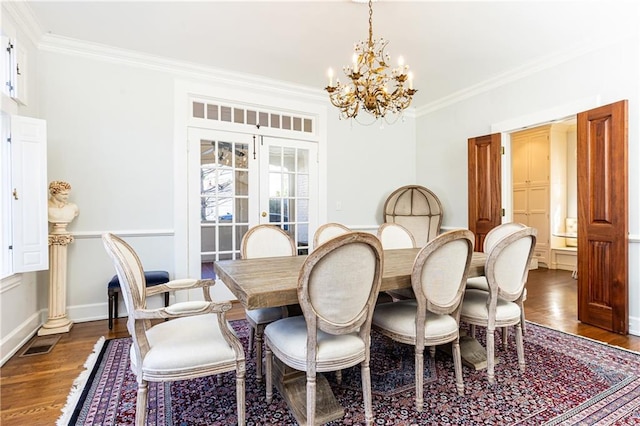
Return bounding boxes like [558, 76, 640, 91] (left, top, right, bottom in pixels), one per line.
[466, 222, 529, 337]
[102, 233, 246, 426]
[383, 185, 443, 247]
[372, 229, 474, 410]
[377, 222, 418, 301]
[377, 222, 417, 249]
[241, 224, 296, 382]
[264, 232, 383, 426]
[312, 222, 350, 249]
[460, 227, 537, 384]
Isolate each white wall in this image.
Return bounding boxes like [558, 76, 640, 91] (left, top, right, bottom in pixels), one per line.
[326, 117, 416, 229]
[415, 33, 640, 334]
[37, 50, 178, 321]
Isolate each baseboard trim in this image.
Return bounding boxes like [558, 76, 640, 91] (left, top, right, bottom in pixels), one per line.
[0, 313, 40, 366]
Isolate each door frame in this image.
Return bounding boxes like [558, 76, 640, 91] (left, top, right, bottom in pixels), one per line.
[485, 98, 629, 334]
[173, 80, 328, 301]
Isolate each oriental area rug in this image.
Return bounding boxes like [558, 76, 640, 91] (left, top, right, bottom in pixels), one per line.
[58, 320, 640, 425]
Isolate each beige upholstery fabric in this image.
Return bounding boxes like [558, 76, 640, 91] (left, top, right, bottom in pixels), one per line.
[263, 317, 364, 371]
[264, 232, 383, 426]
[460, 227, 537, 384]
[313, 222, 350, 248]
[373, 301, 459, 338]
[470, 222, 528, 332]
[483, 222, 526, 253]
[240, 224, 296, 383]
[135, 314, 238, 373]
[383, 185, 443, 247]
[309, 243, 375, 323]
[377, 222, 417, 300]
[372, 229, 474, 410]
[102, 233, 246, 425]
[241, 225, 295, 258]
[459, 289, 521, 322]
[377, 223, 417, 249]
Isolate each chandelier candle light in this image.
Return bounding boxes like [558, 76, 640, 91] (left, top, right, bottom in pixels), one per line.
[325, 0, 417, 123]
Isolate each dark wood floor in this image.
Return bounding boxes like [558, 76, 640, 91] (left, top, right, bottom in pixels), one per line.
[1, 268, 639, 425]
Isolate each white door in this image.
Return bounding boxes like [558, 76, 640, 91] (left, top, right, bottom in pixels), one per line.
[188, 128, 318, 283]
[259, 136, 318, 255]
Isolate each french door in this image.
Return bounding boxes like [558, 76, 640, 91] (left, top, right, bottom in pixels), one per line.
[259, 136, 318, 255]
[188, 128, 318, 283]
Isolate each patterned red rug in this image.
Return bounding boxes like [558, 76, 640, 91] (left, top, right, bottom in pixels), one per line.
[58, 320, 640, 425]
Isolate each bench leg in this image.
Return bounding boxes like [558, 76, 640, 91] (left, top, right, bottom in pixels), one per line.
[108, 291, 115, 330]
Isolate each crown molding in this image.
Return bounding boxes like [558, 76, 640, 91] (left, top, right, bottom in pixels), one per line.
[416, 32, 637, 117]
[38, 34, 328, 103]
[2, 1, 44, 46]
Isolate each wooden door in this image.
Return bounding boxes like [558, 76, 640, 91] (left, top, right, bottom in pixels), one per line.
[577, 100, 628, 334]
[468, 133, 502, 251]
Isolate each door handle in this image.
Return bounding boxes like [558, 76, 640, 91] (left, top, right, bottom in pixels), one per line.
[261, 211, 267, 217]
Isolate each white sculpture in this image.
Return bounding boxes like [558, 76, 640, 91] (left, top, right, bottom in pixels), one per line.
[39, 181, 78, 336]
[47, 180, 79, 224]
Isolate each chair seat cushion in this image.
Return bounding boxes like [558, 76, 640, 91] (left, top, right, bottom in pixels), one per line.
[466, 276, 489, 292]
[245, 307, 284, 325]
[372, 301, 459, 340]
[264, 316, 365, 372]
[132, 313, 237, 377]
[461, 289, 521, 323]
[108, 270, 170, 289]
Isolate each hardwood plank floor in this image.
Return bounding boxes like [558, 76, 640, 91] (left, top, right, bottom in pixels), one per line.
[1, 268, 638, 425]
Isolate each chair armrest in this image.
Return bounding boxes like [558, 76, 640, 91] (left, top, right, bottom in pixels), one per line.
[134, 300, 231, 320]
[146, 278, 215, 297]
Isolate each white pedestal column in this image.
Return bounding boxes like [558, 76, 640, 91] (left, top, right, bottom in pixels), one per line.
[38, 223, 74, 336]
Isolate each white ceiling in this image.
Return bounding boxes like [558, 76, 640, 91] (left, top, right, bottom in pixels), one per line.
[21, 0, 639, 108]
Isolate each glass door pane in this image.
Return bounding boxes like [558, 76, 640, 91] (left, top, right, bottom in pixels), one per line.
[189, 128, 318, 283]
[198, 134, 250, 278]
[261, 138, 317, 255]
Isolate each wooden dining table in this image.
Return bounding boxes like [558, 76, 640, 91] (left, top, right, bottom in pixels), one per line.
[214, 248, 487, 424]
[215, 248, 486, 310]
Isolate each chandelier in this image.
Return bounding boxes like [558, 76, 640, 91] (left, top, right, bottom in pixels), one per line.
[325, 0, 417, 123]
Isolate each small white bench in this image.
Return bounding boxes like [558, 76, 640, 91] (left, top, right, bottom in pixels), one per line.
[550, 246, 577, 278]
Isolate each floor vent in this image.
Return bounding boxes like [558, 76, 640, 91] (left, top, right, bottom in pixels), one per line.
[18, 335, 61, 357]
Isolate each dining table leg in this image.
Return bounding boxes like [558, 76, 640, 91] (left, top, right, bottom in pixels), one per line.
[457, 333, 499, 370]
[271, 357, 344, 425]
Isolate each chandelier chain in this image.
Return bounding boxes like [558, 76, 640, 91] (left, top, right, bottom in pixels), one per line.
[368, 0, 373, 46]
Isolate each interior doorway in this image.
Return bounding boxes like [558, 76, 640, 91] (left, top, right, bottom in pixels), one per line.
[508, 117, 577, 272]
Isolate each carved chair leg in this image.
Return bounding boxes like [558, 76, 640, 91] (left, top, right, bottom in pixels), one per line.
[516, 323, 525, 373]
[415, 347, 424, 412]
[236, 363, 246, 426]
[135, 380, 148, 426]
[265, 345, 273, 403]
[502, 327, 508, 351]
[486, 328, 495, 384]
[361, 361, 374, 425]
[452, 339, 464, 396]
[306, 372, 317, 426]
